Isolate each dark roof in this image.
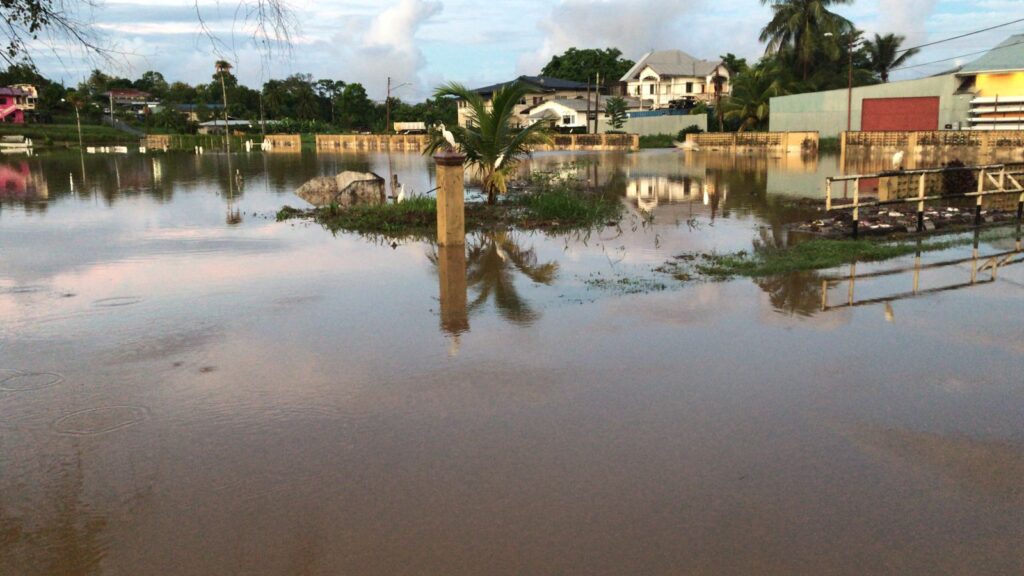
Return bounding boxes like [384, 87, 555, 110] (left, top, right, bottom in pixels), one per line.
[0, 87, 28, 96]
[471, 75, 589, 96]
[621, 50, 723, 81]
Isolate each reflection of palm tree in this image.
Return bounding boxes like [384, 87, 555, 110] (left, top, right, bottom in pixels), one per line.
[464, 231, 558, 325]
[756, 271, 823, 317]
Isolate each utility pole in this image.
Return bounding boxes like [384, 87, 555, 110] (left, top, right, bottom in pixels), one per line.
[594, 72, 601, 133]
[386, 76, 391, 134]
[586, 76, 591, 134]
[847, 38, 854, 133]
[109, 91, 114, 126]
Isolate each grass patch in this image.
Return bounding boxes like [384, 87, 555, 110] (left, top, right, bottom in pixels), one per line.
[818, 137, 840, 153]
[665, 230, 1018, 280]
[638, 133, 677, 149]
[0, 123, 136, 145]
[277, 171, 623, 238]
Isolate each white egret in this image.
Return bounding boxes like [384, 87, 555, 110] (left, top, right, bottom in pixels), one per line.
[892, 150, 905, 170]
[396, 184, 406, 203]
[438, 123, 458, 151]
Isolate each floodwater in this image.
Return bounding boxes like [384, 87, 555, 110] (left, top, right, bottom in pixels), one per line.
[1, 149, 1022, 575]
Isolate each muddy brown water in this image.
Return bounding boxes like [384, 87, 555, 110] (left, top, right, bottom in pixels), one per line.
[1, 150, 1022, 575]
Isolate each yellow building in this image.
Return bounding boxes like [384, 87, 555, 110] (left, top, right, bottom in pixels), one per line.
[961, 34, 1024, 130]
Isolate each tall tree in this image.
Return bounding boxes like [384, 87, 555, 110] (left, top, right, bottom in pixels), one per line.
[425, 81, 552, 205]
[759, 0, 854, 79]
[863, 33, 919, 82]
[541, 47, 635, 85]
[723, 61, 792, 131]
[215, 60, 232, 147]
[604, 96, 628, 131]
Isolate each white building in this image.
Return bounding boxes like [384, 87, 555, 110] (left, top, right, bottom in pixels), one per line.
[458, 75, 591, 129]
[620, 50, 730, 110]
[524, 96, 644, 132]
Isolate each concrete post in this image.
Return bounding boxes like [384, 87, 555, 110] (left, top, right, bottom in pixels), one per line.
[434, 151, 467, 246]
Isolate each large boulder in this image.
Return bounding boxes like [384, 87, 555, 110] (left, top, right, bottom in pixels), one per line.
[296, 171, 386, 207]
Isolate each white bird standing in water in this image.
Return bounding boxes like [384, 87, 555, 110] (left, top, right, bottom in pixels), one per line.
[396, 184, 405, 203]
[892, 150, 905, 170]
[495, 153, 505, 169]
[438, 123, 458, 151]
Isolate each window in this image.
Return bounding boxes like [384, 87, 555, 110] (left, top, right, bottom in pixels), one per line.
[649, 84, 655, 95]
[686, 82, 693, 93]
[635, 85, 641, 96]
[533, 96, 543, 105]
[562, 115, 573, 125]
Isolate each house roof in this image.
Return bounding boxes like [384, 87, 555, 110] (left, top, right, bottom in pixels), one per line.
[958, 34, 1024, 74]
[105, 88, 150, 98]
[198, 119, 251, 127]
[176, 103, 225, 111]
[524, 95, 643, 114]
[621, 50, 723, 81]
[0, 87, 28, 96]
[471, 75, 589, 96]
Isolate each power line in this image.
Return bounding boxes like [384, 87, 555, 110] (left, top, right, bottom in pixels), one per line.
[893, 38, 1024, 73]
[896, 17, 1024, 54]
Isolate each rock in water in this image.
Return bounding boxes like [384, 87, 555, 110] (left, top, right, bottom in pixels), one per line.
[296, 171, 386, 207]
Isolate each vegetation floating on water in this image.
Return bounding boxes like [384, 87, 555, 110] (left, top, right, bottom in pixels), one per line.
[277, 171, 622, 238]
[659, 228, 1021, 280]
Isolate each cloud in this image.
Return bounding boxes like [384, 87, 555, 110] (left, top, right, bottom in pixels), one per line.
[518, 0, 770, 74]
[873, 0, 938, 46]
[322, 0, 443, 99]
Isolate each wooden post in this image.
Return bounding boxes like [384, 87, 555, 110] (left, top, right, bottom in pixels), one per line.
[917, 173, 926, 232]
[975, 168, 985, 226]
[825, 178, 832, 212]
[839, 131, 847, 172]
[852, 177, 860, 238]
[434, 151, 467, 246]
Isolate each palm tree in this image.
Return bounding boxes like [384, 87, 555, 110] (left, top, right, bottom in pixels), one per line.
[759, 0, 854, 80]
[863, 33, 920, 82]
[425, 81, 551, 205]
[215, 60, 232, 151]
[723, 63, 791, 131]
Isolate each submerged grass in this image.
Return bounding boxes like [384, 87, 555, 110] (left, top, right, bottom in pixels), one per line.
[638, 133, 676, 149]
[670, 228, 1020, 280]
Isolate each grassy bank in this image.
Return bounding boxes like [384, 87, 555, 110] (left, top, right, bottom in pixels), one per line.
[277, 173, 622, 239]
[659, 228, 1020, 280]
[0, 123, 136, 146]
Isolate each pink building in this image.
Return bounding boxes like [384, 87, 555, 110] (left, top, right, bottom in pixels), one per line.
[0, 86, 36, 124]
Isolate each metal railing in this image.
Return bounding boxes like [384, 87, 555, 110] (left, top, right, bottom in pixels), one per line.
[825, 164, 1024, 237]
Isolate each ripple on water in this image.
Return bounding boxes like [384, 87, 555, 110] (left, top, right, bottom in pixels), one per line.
[92, 296, 143, 308]
[52, 405, 151, 436]
[0, 371, 65, 392]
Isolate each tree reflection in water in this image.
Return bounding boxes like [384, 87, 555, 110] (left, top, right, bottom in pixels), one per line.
[465, 231, 559, 325]
[749, 227, 824, 317]
[431, 231, 559, 330]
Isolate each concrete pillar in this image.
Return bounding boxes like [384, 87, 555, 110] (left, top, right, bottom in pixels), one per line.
[437, 245, 469, 336]
[434, 151, 467, 246]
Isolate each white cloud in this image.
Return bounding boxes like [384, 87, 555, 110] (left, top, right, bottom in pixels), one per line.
[322, 0, 443, 99]
[873, 0, 939, 46]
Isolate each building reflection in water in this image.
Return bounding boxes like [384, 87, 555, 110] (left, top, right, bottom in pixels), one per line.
[0, 160, 49, 205]
[625, 170, 727, 220]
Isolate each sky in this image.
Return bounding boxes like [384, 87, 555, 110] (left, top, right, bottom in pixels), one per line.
[29, 0, 1024, 101]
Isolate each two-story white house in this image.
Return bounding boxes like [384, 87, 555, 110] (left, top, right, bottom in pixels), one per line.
[458, 75, 592, 129]
[620, 50, 730, 110]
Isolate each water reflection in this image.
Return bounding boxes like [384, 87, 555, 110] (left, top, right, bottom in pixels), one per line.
[0, 160, 48, 208]
[431, 231, 559, 337]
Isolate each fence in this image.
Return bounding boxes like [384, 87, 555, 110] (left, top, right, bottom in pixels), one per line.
[825, 163, 1024, 237]
[840, 130, 1024, 166]
[685, 131, 818, 153]
[263, 134, 302, 151]
[316, 134, 430, 152]
[534, 133, 639, 151]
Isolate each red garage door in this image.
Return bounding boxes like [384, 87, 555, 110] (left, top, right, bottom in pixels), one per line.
[861, 97, 940, 131]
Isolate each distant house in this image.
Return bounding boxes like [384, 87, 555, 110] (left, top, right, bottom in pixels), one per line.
[524, 96, 644, 132]
[620, 50, 731, 110]
[0, 85, 37, 124]
[197, 118, 251, 134]
[104, 88, 152, 118]
[176, 103, 225, 122]
[458, 75, 592, 128]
